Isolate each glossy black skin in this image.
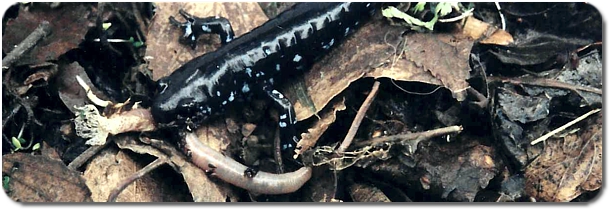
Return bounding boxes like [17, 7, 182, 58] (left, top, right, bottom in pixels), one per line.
[152, 3, 377, 161]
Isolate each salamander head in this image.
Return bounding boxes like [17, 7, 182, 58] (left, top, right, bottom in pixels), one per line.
[151, 75, 211, 128]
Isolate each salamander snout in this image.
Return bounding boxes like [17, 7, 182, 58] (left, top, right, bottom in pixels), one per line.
[151, 77, 211, 126]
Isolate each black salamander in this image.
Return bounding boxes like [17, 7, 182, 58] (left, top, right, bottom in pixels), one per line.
[151, 3, 378, 192]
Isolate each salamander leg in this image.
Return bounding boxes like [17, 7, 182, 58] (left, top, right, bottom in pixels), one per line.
[169, 9, 235, 49]
[262, 86, 300, 163]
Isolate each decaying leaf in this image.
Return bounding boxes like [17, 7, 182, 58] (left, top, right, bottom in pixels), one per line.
[2, 153, 92, 202]
[146, 2, 268, 80]
[296, 98, 346, 156]
[113, 134, 237, 202]
[367, 137, 502, 202]
[348, 183, 391, 202]
[525, 111, 602, 202]
[82, 146, 187, 202]
[56, 61, 111, 114]
[2, 3, 96, 65]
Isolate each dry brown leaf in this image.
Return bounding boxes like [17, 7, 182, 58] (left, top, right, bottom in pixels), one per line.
[114, 135, 237, 202]
[56, 61, 111, 114]
[146, 2, 268, 80]
[289, 20, 409, 121]
[2, 3, 95, 65]
[84, 147, 151, 202]
[2, 153, 92, 202]
[525, 111, 602, 202]
[462, 16, 513, 46]
[296, 97, 346, 156]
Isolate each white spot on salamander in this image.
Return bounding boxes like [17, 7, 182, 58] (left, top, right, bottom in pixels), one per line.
[293, 54, 302, 62]
[228, 92, 235, 102]
[222, 100, 227, 105]
[268, 78, 274, 84]
[280, 114, 287, 119]
[329, 38, 335, 46]
[276, 64, 281, 71]
[255, 72, 260, 77]
[264, 48, 272, 55]
[216, 91, 221, 96]
[279, 121, 287, 128]
[201, 25, 211, 32]
[272, 90, 284, 99]
[344, 27, 350, 36]
[246, 67, 253, 77]
[366, 3, 371, 7]
[242, 83, 250, 93]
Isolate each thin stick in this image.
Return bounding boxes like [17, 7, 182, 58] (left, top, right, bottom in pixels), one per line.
[2, 21, 52, 69]
[354, 125, 463, 147]
[68, 145, 106, 169]
[531, 108, 601, 145]
[337, 81, 381, 153]
[494, 2, 506, 30]
[488, 76, 602, 95]
[107, 158, 167, 202]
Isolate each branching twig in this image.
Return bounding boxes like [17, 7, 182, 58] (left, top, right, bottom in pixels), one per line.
[107, 158, 167, 202]
[336, 81, 381, 153]
[531, 109, 601, 145]
[2, 21, 52, 69]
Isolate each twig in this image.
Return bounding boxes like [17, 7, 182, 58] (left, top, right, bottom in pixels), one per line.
[354, 125, 463, 148]
[2, 21, 52, 70]
[107, 158, 167, 202]
[494, 2, 506, 30]
[488, 76, 602, 95]
[336, 81, 381, 153]
[68, 144, 106, 169]
[531, 108, 601, 145]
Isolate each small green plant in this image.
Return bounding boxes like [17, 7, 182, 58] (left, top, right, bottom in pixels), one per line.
[9, 124, 40, 152]
[382, 2, 472, 31]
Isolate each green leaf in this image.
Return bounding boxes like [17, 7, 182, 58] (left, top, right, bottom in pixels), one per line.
[3, 176, 10, 192]
[412, 2, 426, 13]
[32, 143, 41, 151]
[11, 137, 22, 150]
[102, 22, 112, 30]
[382, 6, 435, 31]
[437, 2, 454, 16]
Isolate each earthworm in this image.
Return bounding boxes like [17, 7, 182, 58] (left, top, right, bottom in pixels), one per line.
[184, 132, 313, 194]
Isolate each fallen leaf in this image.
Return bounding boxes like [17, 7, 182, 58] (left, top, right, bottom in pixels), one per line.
[525, 111, 602, 202]
[348, 183, 391, 202]
[2, 153, 92, 202]
[83, 146, 186, 202]
[2, 3, 95, 65]
[296, 97, 346, 156]
[56, 61, 111, 114]
[114, 135, 238, 202]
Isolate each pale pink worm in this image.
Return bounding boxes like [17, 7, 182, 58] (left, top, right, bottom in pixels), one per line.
[184, 132, 312, 194]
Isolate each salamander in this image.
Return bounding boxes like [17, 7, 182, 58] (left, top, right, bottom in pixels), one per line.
[151, 2, 378, 193]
